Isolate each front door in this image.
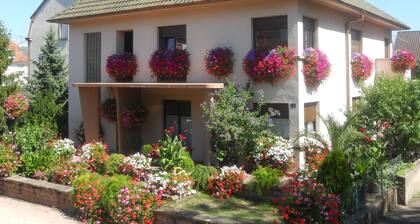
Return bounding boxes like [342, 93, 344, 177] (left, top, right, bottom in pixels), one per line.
[164, 100, 192, 147]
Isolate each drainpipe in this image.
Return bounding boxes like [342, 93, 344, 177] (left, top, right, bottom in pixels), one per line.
[345, 14, 365, 109]
[25, 20, 34, 80]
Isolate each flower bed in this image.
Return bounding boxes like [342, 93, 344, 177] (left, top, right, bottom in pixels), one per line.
[204, 47, 234, 79]
[106, 53, 138, 82]
[302, 48, 331, 88]
[253, 135, 294, 171]
[243, 46, 296, 83]
[351, 53, 373, 82]
[392, 50, 416, 72]
[149, 49, 190, 81]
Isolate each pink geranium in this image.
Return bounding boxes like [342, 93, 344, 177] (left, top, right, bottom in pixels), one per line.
[351, 53, 373, 82]
[205, 47, 234, 79]
[392, 50, 416, 72]
[3, 94, 29, 120]
[302, 48, 331, 88]
[106, 53, 138, 82]
[149, 49, 190, 80]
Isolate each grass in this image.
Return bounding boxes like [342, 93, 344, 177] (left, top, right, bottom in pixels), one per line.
[163, 192, 276, 224]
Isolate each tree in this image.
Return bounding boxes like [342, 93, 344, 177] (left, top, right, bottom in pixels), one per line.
[0, 21, 13, 83]
[27, 29, 68, 136]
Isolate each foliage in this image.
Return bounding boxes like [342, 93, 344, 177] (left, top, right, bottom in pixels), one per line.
[0, 143, 19, 177]
[204, 47, 234, 79]
[191, 165, 219, 191]
[120, 106, 147, 128]
[106, 53, 138, 81]
[105, 153, 126, 175]
[243, 46, 296, 83]
[251, 166, 281, 196]
[100, 175, 133, 213]
[27, 29, 68, 137]
[3, 94, 29, 120]
[15, 124, 56, 152]
[19, 148, 58, 178]
[101, 98, 117, 122]
[351, 53, 373, 82]
[392, 50, 416, 72]
[0, 20, 13, 81]
[49, 160, 88, 186]
[155, 127, 194, 171]
[201, 81, 271, 164]
[149, 48, 190, 80]
[349, 76, 419, 159]
[119, 152, 151, 180]
[75, 141, 109, 174]
[302, 48, 331, 88]
[208, 166, 247, 199]
[317, 149, 353, 194]
[253, 133, 294, 171]
[48, 138, 76, 159]
[275, 170, 342, 224]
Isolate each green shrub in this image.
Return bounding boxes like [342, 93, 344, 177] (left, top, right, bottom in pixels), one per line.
[179, 150, 195, 172]
[15, 124, 56, 152]
[19, 148, 58, 178]
[317, 149, 353, 194]
[105, 153, 126, 175]
[191, 165, 219, 191]
[251, 166, 281, 196]
[100, 175, 132, 211]
[158, 129, 195, 171]
[0, 144, 19, 177]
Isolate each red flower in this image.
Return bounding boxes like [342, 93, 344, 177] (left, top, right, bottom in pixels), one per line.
[364, 136, 373, 143]
[383, 121, 389, 130]
[359, 127, 366, 133]
[178, 134, 187, 141]
[165, 127, 175, 136]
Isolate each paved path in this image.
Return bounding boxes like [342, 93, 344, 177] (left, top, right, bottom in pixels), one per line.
[380, 195, 420, 224]
[0, 196, 80, 224]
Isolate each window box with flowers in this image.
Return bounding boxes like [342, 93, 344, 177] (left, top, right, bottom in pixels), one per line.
[302, 48, 331, 89]
[351, 53, 373, 82]
[149, 49, 190, 82]
[243, 46, 296, 84]
[106, 53, 138, 82]
[392, 50, 416, 73]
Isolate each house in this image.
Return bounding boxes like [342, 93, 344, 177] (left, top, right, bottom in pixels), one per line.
[5, 41, 29, 83]
[49, 0, 408, 163]
[395, 31, 420, 79]
[27, 0, 76, 75]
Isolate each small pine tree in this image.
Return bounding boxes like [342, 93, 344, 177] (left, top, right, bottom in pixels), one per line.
[27, 29, 68, 136]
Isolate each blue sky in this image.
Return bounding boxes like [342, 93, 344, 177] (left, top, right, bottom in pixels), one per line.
[0, 0, 419, 46]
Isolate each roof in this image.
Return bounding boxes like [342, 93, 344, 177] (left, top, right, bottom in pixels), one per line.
[8, 42, 28, 64]
[49, 0, 409, 30]
[395, 31, 420, 60]
[31, 0, 49, 19]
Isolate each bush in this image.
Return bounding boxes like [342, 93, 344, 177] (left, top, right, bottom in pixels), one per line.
[105, 153, 126, 175]
[19, 148, 58, 178]
[15, 124, 56, 152]
[49, 160, 88, 186]
[317, 149, 353, 194]
[100, 175, 133, 212]
[251, 166, 281, 196]
[119, 152, 151, 180]
[0, 144, 19, 177]
[76, 142, 109, 174]
[201, 81, 271, 164]
[208, 166, 247, 199]
[191, 165, 219, 191]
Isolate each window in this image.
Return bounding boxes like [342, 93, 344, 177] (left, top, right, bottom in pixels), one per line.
[159, 25, 186, 50]
[384, 38, 390, 58]
[351, 29, 362, 54]
[58, 24, 69, 40]
[253, 16, 288, 51]
[260, 103, 289, 139]
[85, 32, 101, 82]
[117, 31, 133, 54]
[304, 102, 318, 132]
[303, 17, 316, 49]
[164, 100, 192, 147]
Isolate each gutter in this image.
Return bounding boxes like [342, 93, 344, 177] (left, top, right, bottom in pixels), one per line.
[345, 14, 365, 109]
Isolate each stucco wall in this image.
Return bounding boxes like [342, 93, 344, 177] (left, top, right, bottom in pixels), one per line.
[30, 0, 75, 74]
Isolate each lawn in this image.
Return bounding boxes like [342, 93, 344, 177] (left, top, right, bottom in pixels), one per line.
[163, 192, 276, 224]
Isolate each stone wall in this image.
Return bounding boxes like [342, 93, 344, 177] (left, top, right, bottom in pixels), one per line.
[0, 176, 77, 216]
[397, 158, 420, 205]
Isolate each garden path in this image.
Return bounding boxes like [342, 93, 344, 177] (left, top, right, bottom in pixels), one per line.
[380, 195, 420, 224]
[0, 196, 80, 224]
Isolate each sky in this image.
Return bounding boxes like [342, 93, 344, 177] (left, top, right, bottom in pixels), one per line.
[0, 0, 419, 46]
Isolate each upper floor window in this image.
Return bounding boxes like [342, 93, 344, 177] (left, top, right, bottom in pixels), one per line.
[351, 29, 362, 54]
[58, 24, 69, 40]
[303, 17, 316, 49]
[159, 25, 186, 50]
[117, 30, 133, 54]
[85, 32, 101, 82]
[384, 38, 390, 58]
[253, 16, 288, 51]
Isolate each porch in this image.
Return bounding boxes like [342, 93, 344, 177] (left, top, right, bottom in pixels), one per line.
[73, 82, 224, 163]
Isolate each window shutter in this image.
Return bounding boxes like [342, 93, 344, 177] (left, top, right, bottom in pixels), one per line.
[85, 32, 101, 82]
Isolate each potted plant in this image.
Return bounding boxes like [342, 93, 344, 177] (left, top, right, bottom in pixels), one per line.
[106, 53, 138, 82]
[149, 49, 190, 81]
[392, 50, 416, 72]
[204, 47, 234, 80]
[351, 53, 373, 82]
[302, 48, 331, 89]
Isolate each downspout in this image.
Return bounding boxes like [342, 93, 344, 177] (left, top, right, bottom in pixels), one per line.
[345, 14, 365, 109]
[25, 20, 34, 80]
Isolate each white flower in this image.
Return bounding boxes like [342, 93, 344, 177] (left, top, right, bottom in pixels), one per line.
[220, 165, 247, 178]
[254, 136, 293, 165]
[52, 138, 76, 156]
[123, 153, 151, 170]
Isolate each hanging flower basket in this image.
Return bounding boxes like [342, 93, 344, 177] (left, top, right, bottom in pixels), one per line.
[391, 50, 416, 72]
[351, 53, 373, 82]
[204, 47, 234, 79]
[149, 49, 190, 81]
[3, 94, 29, 120]
[302, 48, 331, 88]
[101, 98, 117, 122]
[120, 106, 148, 128]
[243, 46, 296, 83]
[106, 53, 138, 82]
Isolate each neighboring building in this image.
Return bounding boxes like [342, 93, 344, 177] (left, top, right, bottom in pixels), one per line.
[27, 0, 76, 75]
[5, 42, 29, 83]
[49, 0, 408, 163]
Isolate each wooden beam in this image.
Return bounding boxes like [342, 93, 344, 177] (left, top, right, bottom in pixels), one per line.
[79, 87, 100, 142]
[72, 82, 224, 89]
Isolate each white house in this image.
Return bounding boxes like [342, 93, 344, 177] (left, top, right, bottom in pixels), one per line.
[49, 0, 408, 163]
[27, 0, 76, 75]
[5, 42, 29, 84]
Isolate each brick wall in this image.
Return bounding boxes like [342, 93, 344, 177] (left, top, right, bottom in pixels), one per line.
[0, 176, 77, 216]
